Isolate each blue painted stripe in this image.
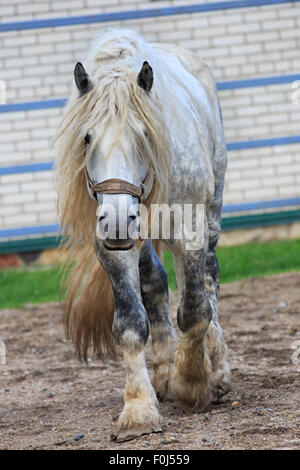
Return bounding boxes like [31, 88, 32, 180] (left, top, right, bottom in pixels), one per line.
[1, 74, 299, 113]
[0, 162, 54, 175]
[227, 135, 300, 150]
[1, 1, 299, 32]
[0, 224, 59, 238]
[222, 198, 300, 213]
[0, 99, 66, 113]
[217, 73, 300, 90]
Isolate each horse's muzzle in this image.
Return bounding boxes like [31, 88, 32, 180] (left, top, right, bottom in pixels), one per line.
[97, 213, 139, 251]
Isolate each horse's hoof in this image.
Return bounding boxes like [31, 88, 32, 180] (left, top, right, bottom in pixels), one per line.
[168, 361, 212, 409]
[111, 401, 163, 442]
[112, 425, 162, 442]
[152, 372, 169, 402]
[111, 424, 162, 442]
[212, 383, 231, 403]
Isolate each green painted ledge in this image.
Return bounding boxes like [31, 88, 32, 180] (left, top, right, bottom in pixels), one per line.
[0, 235, 62, 254]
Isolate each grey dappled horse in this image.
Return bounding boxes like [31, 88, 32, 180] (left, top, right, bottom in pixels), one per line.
[56, 29, 230, 442]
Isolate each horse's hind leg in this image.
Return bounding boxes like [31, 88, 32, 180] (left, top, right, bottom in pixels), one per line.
[139, 240, 177, 400]
[205, 183, 231, 401]
[94, 240, 162, 442]
[205, 242, 231, 402]
[168, 198, 230, 409]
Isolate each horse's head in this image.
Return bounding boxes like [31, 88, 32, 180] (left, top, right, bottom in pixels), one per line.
[74, 61, 155, 251]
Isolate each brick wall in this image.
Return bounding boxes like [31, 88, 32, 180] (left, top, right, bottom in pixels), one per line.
[1, 0, 300, 235]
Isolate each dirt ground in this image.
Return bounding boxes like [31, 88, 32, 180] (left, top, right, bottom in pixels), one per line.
[0, 272, 299, 450]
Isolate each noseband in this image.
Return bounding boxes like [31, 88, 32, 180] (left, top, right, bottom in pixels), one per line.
[85, 168, 152, 202]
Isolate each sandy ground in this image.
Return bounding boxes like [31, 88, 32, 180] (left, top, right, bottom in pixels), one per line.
[0, 272, 299, 450]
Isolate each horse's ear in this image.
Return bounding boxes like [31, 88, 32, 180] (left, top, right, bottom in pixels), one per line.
[137, 61, 153, 93]
[74, 62, 93, 96]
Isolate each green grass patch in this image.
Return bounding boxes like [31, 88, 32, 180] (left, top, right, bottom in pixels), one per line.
[0, 265, 66, 309]
[1, 239, 300, 308]
[216, 238, 300, 284]
[164, 238, 300, 290]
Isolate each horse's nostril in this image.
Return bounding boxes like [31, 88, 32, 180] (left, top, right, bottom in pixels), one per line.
[128, 214, 137, 221]
[98, 215, 108, 234]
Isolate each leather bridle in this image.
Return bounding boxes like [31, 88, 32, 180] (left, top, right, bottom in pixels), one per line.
[84, 167, 152, 202]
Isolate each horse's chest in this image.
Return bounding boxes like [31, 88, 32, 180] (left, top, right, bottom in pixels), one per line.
[169, 166, 213, 206]
[170, 145, 214, 204]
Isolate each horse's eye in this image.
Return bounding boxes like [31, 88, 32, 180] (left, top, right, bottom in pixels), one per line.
[85, 134, 91, 146]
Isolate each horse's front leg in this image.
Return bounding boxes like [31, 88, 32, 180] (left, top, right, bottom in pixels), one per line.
[94, 239, 162, 442]
[139, 240, 177, 400]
